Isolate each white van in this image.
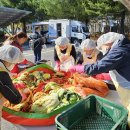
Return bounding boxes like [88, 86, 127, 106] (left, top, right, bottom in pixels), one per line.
[29, 19, 90, 44]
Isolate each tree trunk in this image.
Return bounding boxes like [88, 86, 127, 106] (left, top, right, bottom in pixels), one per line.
[11, 23, 15, 35]
[22, 20, 26, 33]
[120, 10, 126, 34]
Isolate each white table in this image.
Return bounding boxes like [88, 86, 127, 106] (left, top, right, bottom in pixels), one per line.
[15, 125, 56, 130]
[16, 90, 122, 130]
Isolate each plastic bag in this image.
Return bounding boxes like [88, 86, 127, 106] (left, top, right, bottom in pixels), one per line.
[29, 39, 35, 50]
[109, 70, 130, 128]
[42, 44, 47, 50]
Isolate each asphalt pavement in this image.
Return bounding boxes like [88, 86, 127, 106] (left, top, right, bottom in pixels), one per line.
[23, 43, 55, 66]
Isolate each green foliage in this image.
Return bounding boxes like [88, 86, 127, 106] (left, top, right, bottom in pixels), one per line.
[0, 0, 48, 22]
[40, 0, 126, 23]
[0, 0, 127, 23]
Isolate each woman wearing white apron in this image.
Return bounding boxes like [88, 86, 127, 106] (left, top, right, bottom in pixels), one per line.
[0, 45, 24, 129]
[54, 37, 76, 71]
[68, 32, 130, 128]
[77, 39, 103, 65]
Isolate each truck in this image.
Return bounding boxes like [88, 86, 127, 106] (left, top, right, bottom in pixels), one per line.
[29, 19, 90, 44]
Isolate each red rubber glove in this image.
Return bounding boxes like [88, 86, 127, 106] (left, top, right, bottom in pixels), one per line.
[69, 64, 84, 73]
[93, 73, 111, 80]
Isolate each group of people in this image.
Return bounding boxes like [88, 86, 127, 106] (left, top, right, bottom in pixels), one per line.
[54, 32, 130, 128]
[54, 36, 104, 72]
[0, 31, 130, 129]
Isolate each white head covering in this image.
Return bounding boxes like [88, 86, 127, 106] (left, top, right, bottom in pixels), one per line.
[81, 39, 96, 50]
[55, 37, 69, 46]
[97, 32, 125, 49]
[0, 45, 25, 64]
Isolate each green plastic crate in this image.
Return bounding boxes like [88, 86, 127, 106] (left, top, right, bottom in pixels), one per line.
[55, 95, 128, 130]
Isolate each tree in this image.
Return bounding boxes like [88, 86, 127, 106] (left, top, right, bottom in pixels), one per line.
[0, 0, 127, 34]
[40, 0, 89, 23]
[0, 0, 49, 32]
[41, 0, 127, 33]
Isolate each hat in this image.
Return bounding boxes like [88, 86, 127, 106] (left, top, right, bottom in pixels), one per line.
[97, 32, 125, 49]
[55, 37, 69, 46]
[81, 39, 96, 50]
[0, 45, 25, 64]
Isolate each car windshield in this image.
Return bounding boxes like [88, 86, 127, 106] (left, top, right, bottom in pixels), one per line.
[82, 27, 89, 33]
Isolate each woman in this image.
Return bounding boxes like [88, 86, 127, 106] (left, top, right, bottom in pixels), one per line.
[0, 45, 24, 128]
[77, 39, 103, 65]
[4, 31, 27, 51]
[4, 32, 33, 73]
[54, 37, 76, 71]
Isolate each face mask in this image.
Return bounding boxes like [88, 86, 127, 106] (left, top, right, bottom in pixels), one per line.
[60, 46, 67, 51]
[6, 64, 15, 71]
[101, 48, 110, 55]
[85, 54, 92, 58]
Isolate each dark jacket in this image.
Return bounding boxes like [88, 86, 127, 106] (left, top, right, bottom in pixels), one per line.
[54, 45, 76, 62]
[77, 51, 103, 64]
[0, 71, 22, 104]
[84, 38, 130, 81]
[34, 32, 43, 50]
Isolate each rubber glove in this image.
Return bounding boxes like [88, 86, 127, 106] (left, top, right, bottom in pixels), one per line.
[69, 64, 84, 73]
[54, 61, 60, 71]
[94, 73, 111, 80]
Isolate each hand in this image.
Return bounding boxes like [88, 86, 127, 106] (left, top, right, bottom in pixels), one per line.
[69, 64, 84, 73]
[26, 61, 34, 67]
[60, 55, 69, 62]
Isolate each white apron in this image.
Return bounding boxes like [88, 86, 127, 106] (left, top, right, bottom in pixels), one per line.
[109, 70, 130, 127]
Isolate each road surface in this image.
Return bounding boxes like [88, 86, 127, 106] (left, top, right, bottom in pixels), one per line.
[23, 43, 55, 66]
